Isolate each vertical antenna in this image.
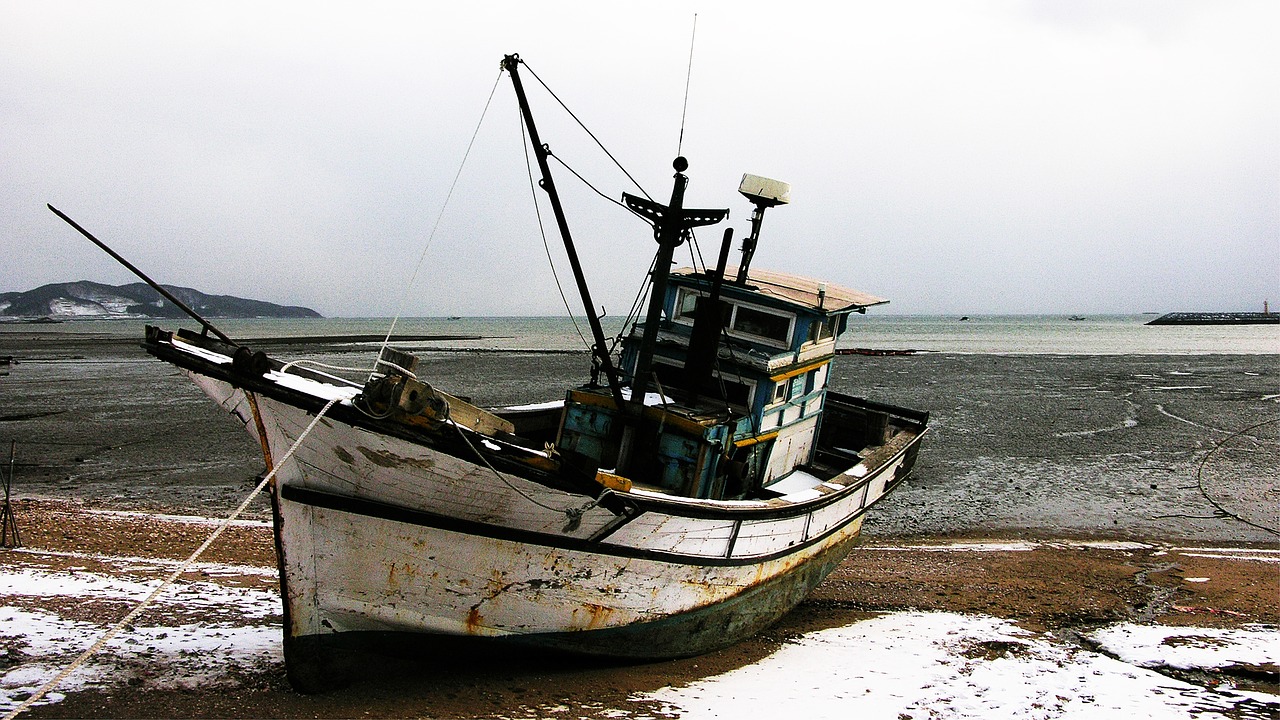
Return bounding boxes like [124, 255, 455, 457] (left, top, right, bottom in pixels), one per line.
[677, 14, 698, 156]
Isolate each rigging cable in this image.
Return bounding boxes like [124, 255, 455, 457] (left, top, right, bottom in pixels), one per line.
[682, 14, 714, 275]
[522, 61, 652, 201]
[677, 15, 708, 272]
[567, 149, 708, 278]
[519, 106, 591, 351]
[510, 61, 656, 354]
[686, 228, 708, 274]
[372, 71, 505, 380]
[538, 147, 650, 353]
[547, 152, 633, 213]
[611, 255, 658, 352]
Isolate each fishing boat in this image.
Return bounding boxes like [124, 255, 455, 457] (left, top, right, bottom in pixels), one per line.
[72, 55, 928, 691]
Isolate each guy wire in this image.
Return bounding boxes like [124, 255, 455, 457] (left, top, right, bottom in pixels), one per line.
[373, 71, 504, 379]
[519, 106, 591, 350]
[522, 61, 651, 201]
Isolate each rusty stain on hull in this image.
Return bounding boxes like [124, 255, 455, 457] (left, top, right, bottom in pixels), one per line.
[575, 602, 616, 630]
[465, 606, 484, 634]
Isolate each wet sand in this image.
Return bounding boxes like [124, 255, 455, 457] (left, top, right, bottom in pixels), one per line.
[0, 329, 1277, 717]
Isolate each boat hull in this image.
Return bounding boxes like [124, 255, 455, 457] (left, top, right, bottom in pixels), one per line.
[165, 345, 923, 692]
[274, 486, 868, 689]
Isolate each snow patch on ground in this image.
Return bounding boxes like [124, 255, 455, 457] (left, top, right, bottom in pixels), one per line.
[864, 539, 1156, 553]
[0, 607, 280, 713]
[639, 612, 1278, 720]
[1088, 623, 1280, 672]
[0, 565, 281, 714]
[2, 561, 1275, 717]
[3, 566, 279, 616]
[76, 508, 273, 528]
[11, 548, 278, 579]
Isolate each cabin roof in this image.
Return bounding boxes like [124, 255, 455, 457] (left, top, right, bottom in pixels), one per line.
[671, 267, 887, 313]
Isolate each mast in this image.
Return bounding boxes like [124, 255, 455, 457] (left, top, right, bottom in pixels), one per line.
[625, 159, 687, 407]
[502, 54, 624, 408]
[622, 160, 728, 408]
[617, 160, 727, 476]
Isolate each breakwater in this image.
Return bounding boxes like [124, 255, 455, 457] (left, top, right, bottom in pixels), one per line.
[1146, 312, 1278, 325]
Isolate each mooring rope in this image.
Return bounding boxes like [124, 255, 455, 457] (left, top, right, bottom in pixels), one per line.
[278, 358, 378, 384]
[372, 71, 505, 382]
[3, 396, 341, 720]
[1194, 416, 1279, 537]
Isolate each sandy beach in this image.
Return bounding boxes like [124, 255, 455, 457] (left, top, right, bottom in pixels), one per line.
[1, 329, 1277, 717]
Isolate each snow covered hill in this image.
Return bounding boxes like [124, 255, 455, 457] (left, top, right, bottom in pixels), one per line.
[0, 281, 321, 319]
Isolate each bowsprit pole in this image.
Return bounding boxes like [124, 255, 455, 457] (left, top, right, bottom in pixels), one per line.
[46, 204, 238, 346]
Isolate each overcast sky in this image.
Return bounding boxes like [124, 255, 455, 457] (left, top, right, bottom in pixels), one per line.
[2, 1, 1276, 317]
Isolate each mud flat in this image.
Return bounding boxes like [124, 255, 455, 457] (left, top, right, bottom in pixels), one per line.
[2, 330, 1275, 542]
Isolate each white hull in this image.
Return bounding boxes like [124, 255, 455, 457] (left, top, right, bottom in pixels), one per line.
[187, 368, 916, 685]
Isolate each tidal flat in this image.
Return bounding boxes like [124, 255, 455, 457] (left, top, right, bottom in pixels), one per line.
[2, 330, 1275, 543]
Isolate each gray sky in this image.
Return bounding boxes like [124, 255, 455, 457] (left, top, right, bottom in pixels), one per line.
[3, 1, 1276, 317]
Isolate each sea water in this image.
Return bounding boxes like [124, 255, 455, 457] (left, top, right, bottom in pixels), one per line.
[15, 314, 1278, 355]
[844, 314, 1279, 355]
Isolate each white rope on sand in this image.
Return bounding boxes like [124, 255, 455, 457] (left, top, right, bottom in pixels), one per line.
[3, 396, 341, 720]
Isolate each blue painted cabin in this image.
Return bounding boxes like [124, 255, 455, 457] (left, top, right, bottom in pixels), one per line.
[557, 265, 886, 501]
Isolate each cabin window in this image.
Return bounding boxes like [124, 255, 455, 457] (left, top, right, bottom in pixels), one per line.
[808, 317, 836, 344]
[674, 288, 700, 321]
[770, 381, 788, 405]
[675, 291, 794, 347]
[652, 358, 753, 407]
[790, 374, 806, 399]
[731, 305, 792, 344]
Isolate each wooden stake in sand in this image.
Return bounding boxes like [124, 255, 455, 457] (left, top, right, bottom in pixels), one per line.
[1, 440, 19, 548]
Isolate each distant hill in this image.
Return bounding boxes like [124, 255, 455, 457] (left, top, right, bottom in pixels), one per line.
[0, 281, 322, 319]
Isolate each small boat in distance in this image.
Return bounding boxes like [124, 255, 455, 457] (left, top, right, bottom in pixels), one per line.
[107, 55, 929, 691]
